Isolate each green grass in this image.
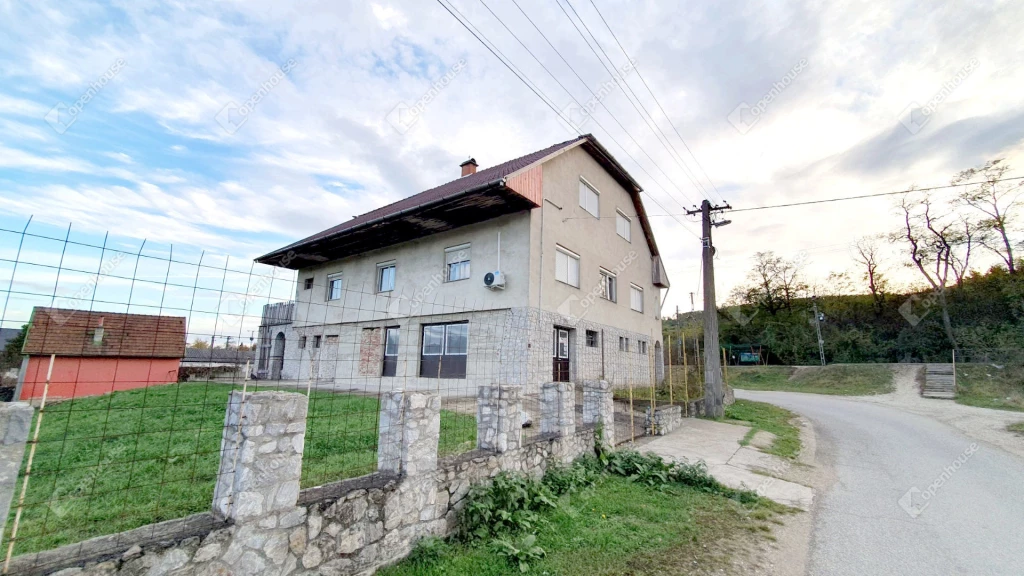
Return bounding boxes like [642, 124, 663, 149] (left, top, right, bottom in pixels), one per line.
[955, 363, 1024, 412]
[5, 382, 475, 555]
[724, 399, 802, 459]
[1007, 422, 1024, 436]
[730, 364, 894, 395]
[379, 474, 783, 576]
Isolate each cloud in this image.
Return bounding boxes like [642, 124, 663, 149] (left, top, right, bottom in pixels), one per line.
[0, 0, 1022, 316]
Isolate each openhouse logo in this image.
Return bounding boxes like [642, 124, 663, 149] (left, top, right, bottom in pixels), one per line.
[45, 59, 127, 134]
[728, 58, 808, 135]
[216, 59, 299, 134]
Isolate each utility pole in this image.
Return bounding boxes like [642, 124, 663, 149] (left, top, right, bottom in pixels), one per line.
[689, 292, 695, 311]
[685, 199, 732, 418]
[812, 296, 826, 366]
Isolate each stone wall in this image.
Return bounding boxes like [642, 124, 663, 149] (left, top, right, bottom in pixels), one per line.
[1, 402, 33, 538]
[9, 383, 610, 576]
[644, 404, 682, 436]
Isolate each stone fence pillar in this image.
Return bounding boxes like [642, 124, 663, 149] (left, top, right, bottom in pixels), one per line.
[477, 385, 522, 453]
[0, 402, 33, 532]
[213, 391, 308, 523]
[378, 390, 441, 476]
[583, 380, 615, 447]
[540, 382, 575, 438]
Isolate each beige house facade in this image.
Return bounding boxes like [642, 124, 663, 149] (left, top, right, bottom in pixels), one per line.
[255, 135, 669, 396]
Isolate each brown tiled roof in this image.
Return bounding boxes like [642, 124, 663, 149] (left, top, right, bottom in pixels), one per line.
[265, 135, 589, 255]
[22, 308, 186, 359]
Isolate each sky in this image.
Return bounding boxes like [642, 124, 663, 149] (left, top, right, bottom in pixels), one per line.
[1, 0, 1023, 340]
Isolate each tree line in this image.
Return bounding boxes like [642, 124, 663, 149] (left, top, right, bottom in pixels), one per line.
[667, 158, 1023, 365]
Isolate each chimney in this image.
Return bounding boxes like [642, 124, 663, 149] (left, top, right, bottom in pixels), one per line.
[460, 158, 478, 177]
[93, 317, 105, 345]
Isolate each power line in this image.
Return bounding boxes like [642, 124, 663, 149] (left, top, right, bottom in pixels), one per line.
[434, 0, 576, 133]
[584, 0, 726, 204]
[728, 176, 1024, 213]
[553, 0, 713, 205]
[632, 176, 1024, 216]
[436, 0, 702, 240]
[478, 0, 698, 213]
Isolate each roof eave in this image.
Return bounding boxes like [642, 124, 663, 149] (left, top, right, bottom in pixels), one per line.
[256, 177, 508, 267]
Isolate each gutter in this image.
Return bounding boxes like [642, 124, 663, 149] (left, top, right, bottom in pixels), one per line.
[256, 177, 509, 266]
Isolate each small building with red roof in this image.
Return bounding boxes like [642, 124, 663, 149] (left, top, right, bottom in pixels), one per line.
[16, 307, 186, 401]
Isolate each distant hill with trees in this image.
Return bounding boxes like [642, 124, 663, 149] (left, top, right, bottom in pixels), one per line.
[664, 158, 1023, 365]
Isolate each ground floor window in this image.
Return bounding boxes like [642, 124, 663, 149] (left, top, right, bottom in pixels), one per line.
[420, 321, 468, 378]
[382, 326, 399, 377]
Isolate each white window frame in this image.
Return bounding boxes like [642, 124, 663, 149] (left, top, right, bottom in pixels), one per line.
[421, 325, 445, 356]
[600, 268, 617, 302]
[630, 284, 644, 313]
[444, 323, 469, 356]
[616, 211, 631, 242]
[422, 322, 468, 356]
[377, 261, 396, 293]
[445, 243, 471, 282]
[326, 273, 343, 301]
[384, 327, 400, 356]
[578, 177, 600, 218]
[555, 245, 580, 288]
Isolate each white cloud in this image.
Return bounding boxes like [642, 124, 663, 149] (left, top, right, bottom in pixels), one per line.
[0, 0, 1021, 316]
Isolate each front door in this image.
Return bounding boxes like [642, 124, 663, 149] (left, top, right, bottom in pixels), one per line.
[382, 326, 399, 377]
[552, 328, 570, 382]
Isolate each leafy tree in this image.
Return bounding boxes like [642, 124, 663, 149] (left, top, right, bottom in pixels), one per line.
[1, 325, 28, 371]
[730, 251, 808, 316]
[189, 338, 210, 350]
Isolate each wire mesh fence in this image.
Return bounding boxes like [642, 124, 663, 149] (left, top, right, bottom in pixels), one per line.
[0, 220, 666, 567]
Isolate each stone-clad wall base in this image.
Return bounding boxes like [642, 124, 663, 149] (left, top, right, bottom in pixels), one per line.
[26, 426, 597, 576]
[644, 405, 682, 436]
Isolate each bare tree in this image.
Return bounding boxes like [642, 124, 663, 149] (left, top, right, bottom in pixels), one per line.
[892, 192, 963, 347]
[953, 159, 1022, 274]
[853, 237, 889, 314]
[949, 216, 975, 287]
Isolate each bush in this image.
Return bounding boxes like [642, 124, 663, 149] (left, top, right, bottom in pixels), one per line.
[460, 472, 557, 542]
[406, 537, 452, 567]
[541, 457, 600, 496]
[491, 533, 546, 573]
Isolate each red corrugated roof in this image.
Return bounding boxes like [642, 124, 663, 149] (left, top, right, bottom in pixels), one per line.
[22, 308, 187, 359]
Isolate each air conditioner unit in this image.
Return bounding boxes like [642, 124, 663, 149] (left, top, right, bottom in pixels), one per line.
[484, 270, 506, 290]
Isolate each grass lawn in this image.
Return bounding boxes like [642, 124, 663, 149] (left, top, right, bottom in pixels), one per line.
[955, 363, 1024, 412]
[730, 364, 894, 395]
[378, 474, 783, 576]
[5, 382, 475, 555]
[724, 399, 802, 459]
[1008, 422, 1024, 436]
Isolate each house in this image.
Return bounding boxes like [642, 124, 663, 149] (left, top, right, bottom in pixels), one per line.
[180, 347, 257, 381]
[254, 134, 670, 395]
[16, 307, 187, 401]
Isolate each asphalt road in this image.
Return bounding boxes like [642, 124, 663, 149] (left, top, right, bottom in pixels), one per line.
[737, 390, 1024, 576]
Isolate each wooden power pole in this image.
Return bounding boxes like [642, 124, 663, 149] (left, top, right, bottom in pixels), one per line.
[686, 199, 731, 418]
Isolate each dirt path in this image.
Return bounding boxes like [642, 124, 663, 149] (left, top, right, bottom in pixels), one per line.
[858, 364, 1024, 459]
